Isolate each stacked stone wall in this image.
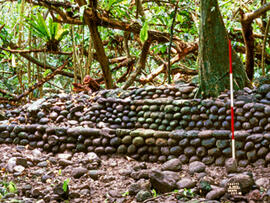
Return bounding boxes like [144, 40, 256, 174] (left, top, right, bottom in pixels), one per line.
[1, 84, 270, 166]
[0, 125, 270, 167]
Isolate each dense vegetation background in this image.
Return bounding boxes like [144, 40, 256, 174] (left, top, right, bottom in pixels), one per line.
[0, 0, 269, 102]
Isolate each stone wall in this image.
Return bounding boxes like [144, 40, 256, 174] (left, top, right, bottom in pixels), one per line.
[1, 83, 270, 167]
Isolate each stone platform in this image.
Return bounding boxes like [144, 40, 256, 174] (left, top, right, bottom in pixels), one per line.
[1, 83, 270, 167]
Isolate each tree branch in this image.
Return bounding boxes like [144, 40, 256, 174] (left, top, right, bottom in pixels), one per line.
[123, 39, 152, 89]
[0, 47, 72, 55]
[139, 41, 198, 84]
[243, 2, 270, 21]
[2, 40, 79, 80]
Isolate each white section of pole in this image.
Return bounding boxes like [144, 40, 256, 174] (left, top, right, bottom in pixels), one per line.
[232, 137, 236, 160]
[230, 74, 234, 107]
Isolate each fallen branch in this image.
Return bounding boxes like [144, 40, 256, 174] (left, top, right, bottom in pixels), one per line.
[139, 55, 180, 84]
[0, 39, 79, 80]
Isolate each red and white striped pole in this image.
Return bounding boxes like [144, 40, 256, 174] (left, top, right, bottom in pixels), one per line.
[229, 39, 236, 160]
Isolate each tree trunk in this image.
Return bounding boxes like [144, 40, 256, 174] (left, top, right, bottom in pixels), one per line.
[240, 14, 254, 81]
[76, 0, 113, 89]
[85, 19, 113, 89]
[199, 0, 250, 98]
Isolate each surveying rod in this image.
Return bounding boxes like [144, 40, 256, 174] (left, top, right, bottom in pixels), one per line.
[228, 39, 236, 160]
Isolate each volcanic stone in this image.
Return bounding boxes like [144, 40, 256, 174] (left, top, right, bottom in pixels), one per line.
[202, 156, 215, 165]
[206, 188, 225, 200]
[156, 138, 167, 146]
[202, 138, 216, 148]
[149, 170, 176, 193]
[133, 137, 144, 146]
[247, 150, 256, 162]
[225, 158, 237, 173]
[110, 137, 121, 146]
[176, 178, 196, 189]
[127, 145, 137, 154]
[228, 174, 254, 194]
[135, 190, 152, 202]
[161, 158, 182, 171]
[189, 161, 206, 174]
[184, 146, 196, 156]
[216, 139, 229, 149]
[208, 148, 221, 157]
[169, 146, 182, 156]
[72, 167, 88, 179]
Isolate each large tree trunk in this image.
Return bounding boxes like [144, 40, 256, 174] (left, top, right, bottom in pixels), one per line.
[199, 0, 250, 98]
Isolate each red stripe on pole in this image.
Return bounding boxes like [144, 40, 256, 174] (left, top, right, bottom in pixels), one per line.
[231, 106, 234, 140]
[229, 40, 233, 74]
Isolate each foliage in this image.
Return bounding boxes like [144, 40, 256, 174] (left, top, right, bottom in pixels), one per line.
[140, 21, 149, 43]
[62, 178, 70, 193]
[26, 12, 68, 50]
[121, 190, 129, 197]
[0, 181, 17, 199]
[151, 189, 157, 197]
[0, 0, 269, 100]
[183, 188, 194, 198]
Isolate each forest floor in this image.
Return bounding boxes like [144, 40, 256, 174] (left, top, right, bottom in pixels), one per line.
[0, 144, 270, 203]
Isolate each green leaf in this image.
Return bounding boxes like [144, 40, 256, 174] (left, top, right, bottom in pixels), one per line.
[8, 182, 17, 193]
[55, 29, 69, 42]
[151, 189, 157, 197]
[121, 190, 129, 197]
[62, 178, 70, 192]
[140, 21, 148, 43]
[43, 69, 51, 77]
[37, 13, 50, 40]
[26, 13, 50, 41]
[49, 18, 57, 40]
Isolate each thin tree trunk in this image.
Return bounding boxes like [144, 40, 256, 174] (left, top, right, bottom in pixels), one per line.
[85, 19, 113, 89]
[86, 37, 93, 76]
[261, 17, 270, 76]
[240, 13, 254, 81]
[72, 25, 78, 83]
[168, 2, 178, 84]
[123, 39, 152, 89]
[27, 17, 32, 100]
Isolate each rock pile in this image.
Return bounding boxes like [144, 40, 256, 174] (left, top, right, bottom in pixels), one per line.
[1, 144, 269, 202]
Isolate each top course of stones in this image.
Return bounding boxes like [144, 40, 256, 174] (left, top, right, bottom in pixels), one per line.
[0, 83, 270, 133]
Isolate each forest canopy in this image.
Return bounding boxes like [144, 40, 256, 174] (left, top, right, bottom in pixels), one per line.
[0, 0, 270, 102]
